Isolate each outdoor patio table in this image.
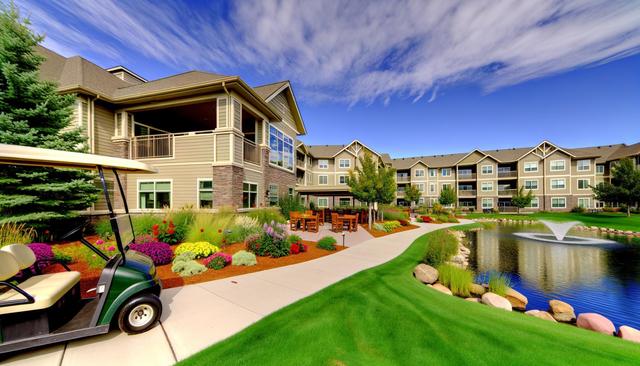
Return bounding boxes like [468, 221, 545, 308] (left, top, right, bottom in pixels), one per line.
[340, 214, 358, 232]
[298, 213, 317, 231]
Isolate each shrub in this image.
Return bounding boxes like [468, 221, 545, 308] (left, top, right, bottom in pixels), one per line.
[437, 264, 473, 297]
[382, 210, 408, 221]
[423, 230, 458, 266]
[420, 216, 433, 223]
[171, 250, 206, 277]
[94, 219, 114, 240]
[247, 208, 286, 225]
[432, 202, 444, 213]
[232, 250, 257, 266]
[185, 212, 235, 245]
[131, 214, 162, 236]
[174, 241, 220, 259]
[53, 248, 73, 264]
[317, 236, 337, 251]
[571, 206, 586, 213]
[278, 194, 305, 220]
[287, 234, 307, 254]
[246, 221, 290, 257]
[373, 223, 386, 231]
[203, 252, 232, 269]
[129, 242, 173, 265]
[488, 272, 511, 296]
[0, 223, 36, 247]
[382, 220, 401, 232]
[224, 215, 261, 244]
[399, 219, 409, 226]
[27, 243, 54, 272]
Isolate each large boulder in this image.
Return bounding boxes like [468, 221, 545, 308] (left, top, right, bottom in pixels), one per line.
[414, 264, 438, 284]
[525, 310, 557, 322]
[549, 300, 576, 323]
[470, 283, 486, 297]
[465, 297, 481, 303]
[618, 326, 640, 344]
[576, 313, 615, 335]
[504, 288, 528, 311]
[481, 292, 512, 311]
[428, 283, 453, 295]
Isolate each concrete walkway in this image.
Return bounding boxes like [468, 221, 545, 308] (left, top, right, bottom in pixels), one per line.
[3, 221, 469, 366]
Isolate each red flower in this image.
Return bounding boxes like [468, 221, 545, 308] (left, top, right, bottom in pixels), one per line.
[152, 224, 159, 230]
[162, 220, 167, 224]
[290, 243, 300, 254]
[44, 229, 50, 235]
[167, 228, 175, 235]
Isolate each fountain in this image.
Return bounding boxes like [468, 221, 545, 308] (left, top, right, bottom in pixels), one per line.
[513, 220, 617, 245]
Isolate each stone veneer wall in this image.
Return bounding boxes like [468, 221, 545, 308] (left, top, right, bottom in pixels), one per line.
[212, 165, 244, 208]
[261, 148, 296, 203]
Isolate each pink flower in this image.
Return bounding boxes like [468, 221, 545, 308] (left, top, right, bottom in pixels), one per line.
[96, 239, 104, 245]
[107, 246, 115, 251]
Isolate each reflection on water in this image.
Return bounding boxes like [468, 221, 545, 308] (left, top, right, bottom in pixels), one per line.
[466, 223, 640, 329]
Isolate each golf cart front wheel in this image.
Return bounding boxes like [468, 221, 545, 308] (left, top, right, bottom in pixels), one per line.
[118, 293, 162, 334]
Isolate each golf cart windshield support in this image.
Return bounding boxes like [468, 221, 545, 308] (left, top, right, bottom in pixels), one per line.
[97, 166, 135, 263]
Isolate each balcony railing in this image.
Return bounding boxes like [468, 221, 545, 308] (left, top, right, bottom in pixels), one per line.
[458, 189, 477, 196]
[498, 188, 517, 196]
[131, 134, 173, 159]
[243, 139, 260, 164]
[397, 175, 410, 183]
[498, 170, 517, 178]
[458, 172, 476, 179]
[296, 158, 306, 168]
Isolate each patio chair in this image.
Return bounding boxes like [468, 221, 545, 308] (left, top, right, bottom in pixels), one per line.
[306, 216, 319, 233]
[289, 212, 299, 231]
[317, 210, 325, 226]
[353, 213, 359, 232]
[305, 210, 313, 216]
[331, 213, 343, 232]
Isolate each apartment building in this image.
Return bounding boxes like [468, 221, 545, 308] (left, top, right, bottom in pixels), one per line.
[37, 46, 306, 212]
[37, 46, 639, 213]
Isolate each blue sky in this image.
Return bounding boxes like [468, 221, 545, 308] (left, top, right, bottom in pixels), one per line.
[16, 0, 640, 157]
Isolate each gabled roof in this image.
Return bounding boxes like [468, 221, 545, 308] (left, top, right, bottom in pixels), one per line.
[330, 140, 382, 159]
[607, 142, 640, 161]
[111, 70, 229, 98]
[254, 81, 306, 135]
[306, 144, 346, 158]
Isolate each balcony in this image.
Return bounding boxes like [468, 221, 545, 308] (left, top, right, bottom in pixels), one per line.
[131, 133, 174, 159]
[458, 172, 476, 180]
[497, 170, 517, 178]
[296, 158, 306, 169]
[498, 188, 517, 196]
[458, 189, 477, 196]
[397, 175, 410, 183]
[243, 139, 260, 164]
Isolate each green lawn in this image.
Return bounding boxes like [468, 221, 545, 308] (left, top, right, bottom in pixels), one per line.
[465, 212, 640, 231]
[180, 228, 640, 366]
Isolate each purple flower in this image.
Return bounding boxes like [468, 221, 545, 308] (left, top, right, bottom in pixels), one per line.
[129, 242, 173, 265]
[27, 243, 54, 272]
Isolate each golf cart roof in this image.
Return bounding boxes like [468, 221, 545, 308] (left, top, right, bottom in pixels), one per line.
[0, 144, 157, 173]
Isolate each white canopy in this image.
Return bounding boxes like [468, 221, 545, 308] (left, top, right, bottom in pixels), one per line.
[0, 144, 157, 173]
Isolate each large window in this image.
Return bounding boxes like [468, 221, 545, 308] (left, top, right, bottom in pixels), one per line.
[429, 169, 437, 177]
[429, 183, 436, 193]
[577, 179, 590, 190]
[243, 182, 258, 208]
[416, 183, 425, 192]
[551, 197, 566, 208]
[481, 165, 493, 175]
[318, 159, 328, 169]
[269, 125, 294, 171]
[318, 175, 328, 185]
[482, 198, 493, 209]
[339, 198, 351, 207]
[268, 184, 279, 206]
[139, 181, 171, 209]
[415, 169, 425, 177]
[551, 179, 566, 189]
[317, 197, 329, 208]
[596, 165, 605, 174]
[338, 159, 351, 168]
[578, 197, 590, 208]
[524, 162, 538, 172]
[481, 182, 493, 191]
[441, 168, 451, 177]
[198, 179, 213, 209]
[577, 159, 591, 171]
[550, 160, 566, 171]
[524, 180, 538, 190]
[527, 197, 539, 208]
[338, 175, 348, 185]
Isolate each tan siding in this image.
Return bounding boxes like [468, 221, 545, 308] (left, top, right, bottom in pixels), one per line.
[217, 97, 228, 128]
[216, 134, 230, 161]
[136, 134, 214, 164]
[233, 99, 242, 130]
[234, 134, 243, 162]
[459, 151, 484, 165]
[94, 103, 120, 157]
[269, 93, 297, 133]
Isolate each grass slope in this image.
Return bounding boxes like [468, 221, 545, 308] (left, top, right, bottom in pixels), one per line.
[466, 212, 640, 231]
[181, 228, 640, 366]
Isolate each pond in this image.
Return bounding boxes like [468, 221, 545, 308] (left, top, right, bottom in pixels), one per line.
[465, 223, 640, 329]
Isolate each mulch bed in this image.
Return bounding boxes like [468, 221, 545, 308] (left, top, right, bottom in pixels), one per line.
[44, 239, 344, 298]
[361, 223, 419, 238]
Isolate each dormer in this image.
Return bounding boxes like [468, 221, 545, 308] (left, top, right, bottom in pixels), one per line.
[106, 66, 147, 85]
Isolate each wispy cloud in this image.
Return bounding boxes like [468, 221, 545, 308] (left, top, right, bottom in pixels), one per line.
[16, 0, 640, 104]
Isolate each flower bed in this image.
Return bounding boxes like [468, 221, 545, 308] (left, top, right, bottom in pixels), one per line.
[362, 221, 419, 238]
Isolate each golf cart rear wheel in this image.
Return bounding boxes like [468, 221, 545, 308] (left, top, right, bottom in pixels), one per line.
[117, 293, 162, 334]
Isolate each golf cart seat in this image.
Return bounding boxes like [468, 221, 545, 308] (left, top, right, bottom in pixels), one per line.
[0, 246, 80, 316]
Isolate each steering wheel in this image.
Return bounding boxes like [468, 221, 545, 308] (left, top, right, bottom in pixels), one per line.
[60, 219, 91, 241]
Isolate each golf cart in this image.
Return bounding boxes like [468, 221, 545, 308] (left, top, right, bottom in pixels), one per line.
[0, 143, 162, 355]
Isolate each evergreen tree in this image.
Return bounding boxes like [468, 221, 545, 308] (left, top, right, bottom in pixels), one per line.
[511, 186, 534, 214]
[592, 158, 640, 217]
[0, 5, 98, 229]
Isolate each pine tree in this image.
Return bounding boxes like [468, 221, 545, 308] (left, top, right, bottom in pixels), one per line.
[0, 4, 99, 230]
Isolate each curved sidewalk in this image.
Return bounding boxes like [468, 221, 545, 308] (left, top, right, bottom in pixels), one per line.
[4, 221, 469, 366]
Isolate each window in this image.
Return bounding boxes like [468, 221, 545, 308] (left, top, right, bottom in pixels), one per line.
[339, 198, 351, 207]
[429, 183, 436, 193]
[429, 169, 437, 177]
[524, 162, 538, 172]
[481, 182, 493, 191]
[318, 159, 328, 169]
[317, 197, 329, 208]
[596, 165, 605, 174]
[550, 160, 566, 171]
[551, 197, 566, 208]
[198, 179, 213, 209]
[577, 179, 589, 190]
[527, 197, 539, 208]
[481, 165, 493, 175]
[442, 183, 452, 190]
[418, 197, 425, 205]
[416, 183, 425, 192]
[415, 169, 425, 177]
[318, 175, 328, 185]
[338, 175, 348, 185]
[242, 183, 258, 208]
[269, 125, 294, 171]
[578, 197, 590, 208]
[288, 187, 294, 198]
[338, 159, 351, 168]
[577, 159, 591, 171]
[482, 198, 493, 209]
[139, 181, 171, 209]
[268, 184, 279, 206]
[524, 180, 538, 190]
[441, 168, 451, 177]
[551, 179, 566, 189]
